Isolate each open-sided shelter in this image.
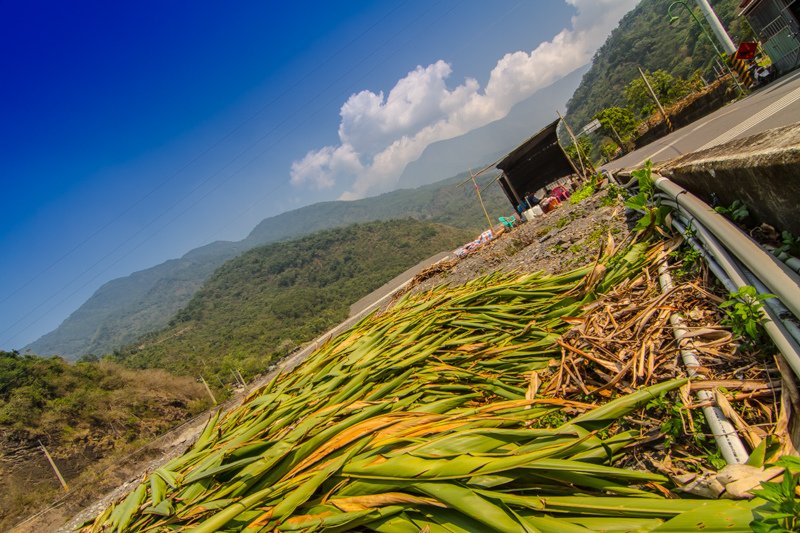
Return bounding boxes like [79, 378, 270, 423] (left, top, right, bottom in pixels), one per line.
[495, 119, 576, 210]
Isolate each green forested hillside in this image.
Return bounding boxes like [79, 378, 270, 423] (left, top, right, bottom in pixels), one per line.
[27, 172, 506, 360]
[565, 0, 752, 129]
[0, 350, 208, 449]
[113, 219, 473, 380]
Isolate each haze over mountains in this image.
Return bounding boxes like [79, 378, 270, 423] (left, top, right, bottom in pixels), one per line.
[25, 66, 588, 360]
[27, 0, 748, 361]
[26, 172, 509, 359]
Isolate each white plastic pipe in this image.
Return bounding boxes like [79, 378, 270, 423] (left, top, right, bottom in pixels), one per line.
[666, 206, 800, 380]
[657, 261, 749, 464]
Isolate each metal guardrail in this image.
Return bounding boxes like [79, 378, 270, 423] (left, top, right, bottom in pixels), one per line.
[617, 173, 800, 465]
[653, 174, 800, 381]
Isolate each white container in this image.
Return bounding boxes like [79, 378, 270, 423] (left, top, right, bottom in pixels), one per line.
[523, 206, 543, 219]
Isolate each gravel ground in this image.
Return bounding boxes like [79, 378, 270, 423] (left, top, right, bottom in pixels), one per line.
[405, 187, 633, 296]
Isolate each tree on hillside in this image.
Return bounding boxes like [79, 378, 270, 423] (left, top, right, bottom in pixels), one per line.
[599, 140, 621, 163]
[593, 106, 637, 146]
[623, 69, 694, 118]
[564, 0, 751, 128]
[563, 135, 594, 172]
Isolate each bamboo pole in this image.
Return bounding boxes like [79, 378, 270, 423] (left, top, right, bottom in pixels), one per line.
[557, 111, 594, 178]
[469, 169, 495, 232]
[39, 440, 68, 491]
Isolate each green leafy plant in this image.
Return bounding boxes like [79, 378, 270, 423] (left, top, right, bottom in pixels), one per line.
[646, 392, 714, 463]
[569, 173, 599, 204]
[705, 449, 727, 470]
[714, 199, 749, 223]
[750, 456, 800, 532]
[682, 220, 697, 239]
[670, 244, 703, 280]
[624, 161, 671, 233]
[719, 285, 774, 347]
[647, 392, 686, 449]
[601, 182, 628, 206]
[775, 230, 800, 257]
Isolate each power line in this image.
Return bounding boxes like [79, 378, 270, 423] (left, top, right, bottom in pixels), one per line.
[0, 1, 409, 309]
[3, 0, 467, 347]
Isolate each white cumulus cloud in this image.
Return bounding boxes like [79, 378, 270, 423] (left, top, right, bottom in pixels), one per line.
[290, 0, 638, 200]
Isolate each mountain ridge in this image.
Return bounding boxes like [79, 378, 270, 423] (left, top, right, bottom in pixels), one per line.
[26, 173, 509, 359]
[26, 67, 592, 359]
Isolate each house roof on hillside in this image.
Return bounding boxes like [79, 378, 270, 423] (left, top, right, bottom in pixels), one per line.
[495, 119, 575, 208]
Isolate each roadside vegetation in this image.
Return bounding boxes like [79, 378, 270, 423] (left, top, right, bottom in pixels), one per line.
[0, 350, 210, 529]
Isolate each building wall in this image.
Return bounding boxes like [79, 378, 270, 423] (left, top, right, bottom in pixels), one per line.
[745, 0, 800, 73]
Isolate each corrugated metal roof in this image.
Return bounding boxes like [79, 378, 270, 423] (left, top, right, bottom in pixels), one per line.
[497, 119, 561, 172]
[494, 118, 575, 207]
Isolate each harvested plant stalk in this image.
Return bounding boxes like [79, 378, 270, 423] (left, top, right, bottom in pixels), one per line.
[82, 240, 760, 532]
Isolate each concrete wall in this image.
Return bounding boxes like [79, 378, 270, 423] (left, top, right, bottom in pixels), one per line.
[657, 123, 800, 236]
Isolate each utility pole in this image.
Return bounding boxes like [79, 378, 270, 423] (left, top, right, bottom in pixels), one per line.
[668, 1, 744, 95]
[694, 0, 736, 55]
[200, 376, 218, 405]
[637, 67, 673, 131]
[39, 440, 69, 491]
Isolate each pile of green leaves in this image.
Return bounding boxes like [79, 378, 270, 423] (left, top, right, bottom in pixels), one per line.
[83, 240, 763, 532]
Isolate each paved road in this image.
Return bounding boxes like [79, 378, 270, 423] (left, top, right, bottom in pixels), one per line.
[606, 69, 800, 172]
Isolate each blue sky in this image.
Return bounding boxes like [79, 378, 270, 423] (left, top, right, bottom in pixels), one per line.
[0, 0, 637, 350]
